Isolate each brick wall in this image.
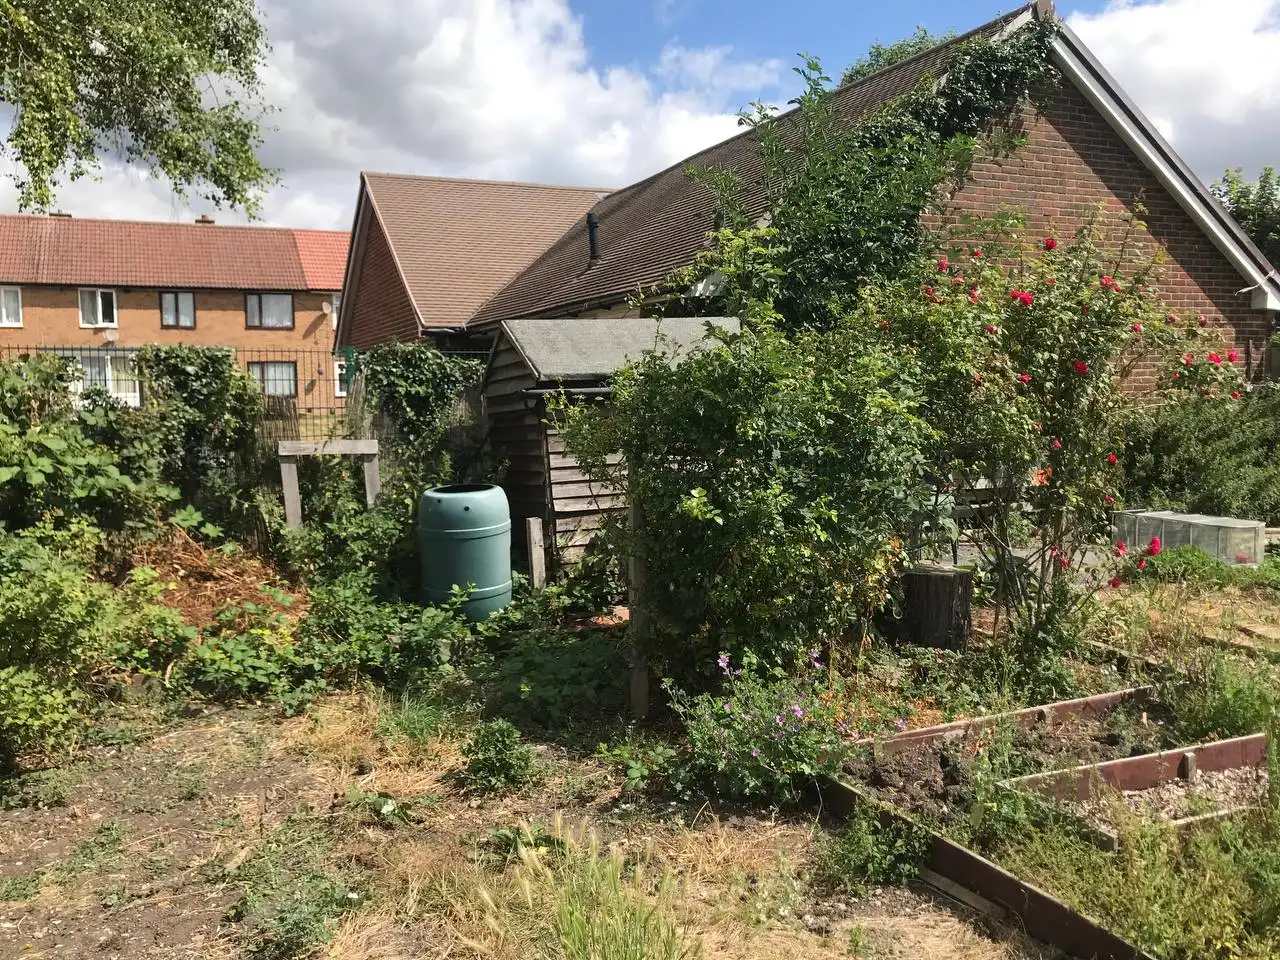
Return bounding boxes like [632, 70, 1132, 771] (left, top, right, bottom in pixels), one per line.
[943, 81, 1272, 384]
[346, 215, 421, 349]
[0, 286, 337, 351]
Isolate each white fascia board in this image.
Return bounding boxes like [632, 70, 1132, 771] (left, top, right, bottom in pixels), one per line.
[1051, 36, 1280, 311]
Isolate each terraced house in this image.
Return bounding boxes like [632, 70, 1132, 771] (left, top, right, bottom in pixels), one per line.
[0, 214, 349, 407]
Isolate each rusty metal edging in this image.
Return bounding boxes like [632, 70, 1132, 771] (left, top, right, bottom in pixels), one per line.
[819, 777, 1157, 960]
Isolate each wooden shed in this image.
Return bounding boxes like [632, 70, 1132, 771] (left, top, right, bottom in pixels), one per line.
[483, 316, 738, 572]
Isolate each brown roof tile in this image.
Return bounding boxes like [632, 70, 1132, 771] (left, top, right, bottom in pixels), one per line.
[0, 215, 349, 291]
[470, 6, 1028, 326]
[361, 173, 610, 329]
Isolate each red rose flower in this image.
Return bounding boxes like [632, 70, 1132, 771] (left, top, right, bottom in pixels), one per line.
[1198, 314, 1208, 327]
[1137, 557, 1147, 570]
[1044, 277, 1056, 284]
[1131, 322, 1143, 333]
[1232, 390, 1242, 400]
[1115, 540, 1128, 557]
[1072, 360, 1089, 375]
[1100, 275, 1114, 289]
[1147, 536, 1162, 556]
[1166, 313, 1178, 324]
[972, 248, 983, 259]
[1044, 237, 1057, 250]
[968, 292, 980, 304]
[1107, 453, 1118, 465]
[1183, 353, 1194, 367]
[878, 318, 890, 330]
[1108, 577, 1123, 589]
[1208, 352, 1222, 366]
[1017, 372, 1032, 384]
[1051, 439, 1062, 450]
[1172, 372, 1182, 380]
[985, 324, 997, 335]
[938, 257, 949, 272]
[1058, 554, 1070, 570]
[953, 273, 965, 285]
[1228, 349, 1239, 363]
[1104, 494, 1116, 505]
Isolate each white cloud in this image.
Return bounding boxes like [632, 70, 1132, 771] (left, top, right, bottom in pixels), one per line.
[1068, 0, 1280, 180]
[0, 0, 778, 229]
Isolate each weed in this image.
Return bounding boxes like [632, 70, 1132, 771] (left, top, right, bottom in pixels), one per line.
[814, 807, 929, 897]
[734, 852, 807, 926]
[0, 763, 87, 809]
[597, 739, 679, 794]
[374, 688, 462, 748]
[0, 872, 42, 901]
[1158, 651, 1278, 741]
[54, 820, 127, 881]
[343, 788, 435, 827]
[471, 822, 566, 867]
[847, 923, 875, 958]
[221, 817, 361, 959]
[459, 718, 540, 794]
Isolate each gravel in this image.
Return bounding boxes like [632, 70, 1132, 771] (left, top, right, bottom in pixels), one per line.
[1069, 766, 1269, 829]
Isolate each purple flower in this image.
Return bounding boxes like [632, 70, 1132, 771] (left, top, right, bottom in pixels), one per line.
[723, 701, 732, 712]
[895, 718, 908, 732]
[810, 647, 822, 668]
[775, 714, 784, 726]
[751, 748, 760, 758]
[792, 704, 805, 719]
[717, 653, 731, 674]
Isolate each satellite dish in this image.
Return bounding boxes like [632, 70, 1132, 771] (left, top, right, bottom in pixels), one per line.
[321, 301, 333, 314]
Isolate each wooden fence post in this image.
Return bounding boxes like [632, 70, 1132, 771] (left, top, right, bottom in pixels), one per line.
[361, 453, 381, 507]
[280, 454, 302, 530]
[628, 493, 650, 721]
[527, 517, 547, 589]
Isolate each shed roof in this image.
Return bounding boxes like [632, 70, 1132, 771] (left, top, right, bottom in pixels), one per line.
[499, 316, 740, 383]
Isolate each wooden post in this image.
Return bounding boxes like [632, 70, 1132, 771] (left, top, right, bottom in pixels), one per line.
[627, 495, 650, 721]
[280, 454, 302, 530]
[526, 517, 547, 589]
[361, 453, 381, 507]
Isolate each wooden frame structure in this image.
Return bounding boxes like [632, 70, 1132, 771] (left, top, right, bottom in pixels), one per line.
[278, 439, 380, 529]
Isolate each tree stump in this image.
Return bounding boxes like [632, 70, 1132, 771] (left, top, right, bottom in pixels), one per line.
[901, 565, 972, 649]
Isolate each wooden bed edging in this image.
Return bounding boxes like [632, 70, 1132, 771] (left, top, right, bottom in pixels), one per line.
[818, 777, 1157, 960]
[1008, 732, 1268, 801]
[877, 687, 1152, 757]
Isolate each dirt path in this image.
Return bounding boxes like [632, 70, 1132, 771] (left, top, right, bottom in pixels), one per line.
[0, 696, 1058, 959]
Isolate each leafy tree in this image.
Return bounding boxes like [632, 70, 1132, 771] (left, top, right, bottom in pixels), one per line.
[841, 26, 956, 86]
[1213, 166, 1280, 266]
[0, 0, 274, 213]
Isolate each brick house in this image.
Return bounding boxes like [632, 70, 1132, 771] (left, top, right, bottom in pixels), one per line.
[0, 214, 350, 406]
[335, 174, 610, 351]
[464, 2, 1279, 378]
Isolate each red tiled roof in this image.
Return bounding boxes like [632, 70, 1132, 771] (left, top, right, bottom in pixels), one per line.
[293, 229, 351, 291]
[0, 215, 349, 291]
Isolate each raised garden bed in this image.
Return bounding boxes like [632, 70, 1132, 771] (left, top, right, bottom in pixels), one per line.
[1003, 733, 1269, 850]
[847, 688, 1177, 827]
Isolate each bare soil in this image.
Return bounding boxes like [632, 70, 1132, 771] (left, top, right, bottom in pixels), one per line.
[846, 701, 1178, 825]
[1068, 766, 1270, 831]
[0, 695, 1058, 959]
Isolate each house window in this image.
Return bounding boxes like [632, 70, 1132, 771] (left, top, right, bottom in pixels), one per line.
[65, 350, 140, 407]
[246, 292, 294, 329]
[0, 287, 21, 327]
[248, 360, 298, 398]
[79, 288, 117, 328]
[331, 293, 341, 330]
[334, 359, 353, 398]
[160, 291, 196, 329]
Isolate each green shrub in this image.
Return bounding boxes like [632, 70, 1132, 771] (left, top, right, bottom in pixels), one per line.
[814, 808, 929, 896]
[460, 719, 539, 794]
[1124, 386, 1280, 525]
[1159, 652, 1278, 742]
[662, 654, 853, 804]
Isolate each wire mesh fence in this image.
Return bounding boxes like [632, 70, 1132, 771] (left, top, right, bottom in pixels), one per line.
[0, 343, 490, 443]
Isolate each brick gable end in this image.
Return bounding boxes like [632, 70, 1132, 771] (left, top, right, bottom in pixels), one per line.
[946, 81, 1271, 385]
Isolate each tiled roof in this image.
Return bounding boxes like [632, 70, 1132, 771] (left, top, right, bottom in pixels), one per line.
[293, 229, 351, 291]
[0, 215, 349, 291]
[470, 6, 1029, 326]
[361, 173, 610, 329]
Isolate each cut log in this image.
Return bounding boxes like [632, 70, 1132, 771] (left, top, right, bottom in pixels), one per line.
[901, 565, 972, 649]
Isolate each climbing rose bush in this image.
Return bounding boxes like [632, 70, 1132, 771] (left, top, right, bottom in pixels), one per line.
[859, 212, 1233, 676]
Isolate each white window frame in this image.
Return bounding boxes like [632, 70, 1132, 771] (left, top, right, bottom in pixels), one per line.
[334, 359, 350, 398]
[0, 287, 22, 328]
[245, 292, 295, 330]
[78, 288, 118, 328]
[160, 290, 196, 329]
[247, 360, 298, 398]
[65, 350, 140, 407]
[331, 293, 341, 330]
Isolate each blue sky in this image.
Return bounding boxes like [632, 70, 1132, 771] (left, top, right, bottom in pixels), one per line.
[580, 0, 1110, 98]
[7, 0, 1277, 228]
